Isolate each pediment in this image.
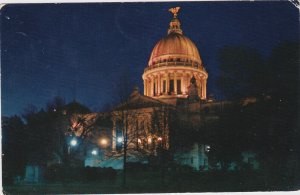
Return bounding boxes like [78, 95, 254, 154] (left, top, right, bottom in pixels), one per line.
[114, 93, 171, 111]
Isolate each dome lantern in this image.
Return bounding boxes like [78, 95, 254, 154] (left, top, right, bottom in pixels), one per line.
[168, 7, 182, 35]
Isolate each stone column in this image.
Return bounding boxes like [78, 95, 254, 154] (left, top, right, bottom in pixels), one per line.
[161, 73, 164, 94]
[198, 79, 202, 98]
[150, 76, 154, 96]
[200, 79, 203, 99]
[144, 79, 146, 96]
[157, 74, 161, 95]
[174, 72, 177, 94]
[181, 76, 183, 94]
[199, 79, 203, 99]
[153, 77, 156, 96]
[146, 79, 149, 96]
[144, 78, 148, 95]
[147, 78, 150, 96]
[186, 73, 190, 92]
[182, 73, 186, 94]
[149, 79, 151, 96]
[155, 76, 158, 95]
[203, 79, 207, 99]
[166, 73, 169, 94]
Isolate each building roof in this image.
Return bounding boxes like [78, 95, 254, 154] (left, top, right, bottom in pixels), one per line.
[148, 15, 202, 67]
[114, 88, 173, 111]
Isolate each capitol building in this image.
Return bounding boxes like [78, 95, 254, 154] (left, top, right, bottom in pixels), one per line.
[66, 7, 257, 171]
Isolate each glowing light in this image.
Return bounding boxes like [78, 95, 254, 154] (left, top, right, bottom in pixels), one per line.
[148, 137, 152, 144]
[117, 137, 123, 143]
[205, 145, 210, 152]
[138, 139, 142, 143]
[158, 137, 162, 141]
[70, 139, 77, 146]
[100, 138, 108, 146]
[91, 150, 97, 155]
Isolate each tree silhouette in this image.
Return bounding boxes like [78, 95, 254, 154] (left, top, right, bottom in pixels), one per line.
[216, 46, 265, 100]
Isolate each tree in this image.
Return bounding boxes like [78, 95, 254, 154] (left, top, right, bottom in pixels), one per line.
[206, 103, 246, 170]
[108, 85, 174, 185]
[258, 41, 300, 186]
[2, 116, 26, 184]
[216, 46, 265, 100]
[266, 41, 299, 103]
[214, 41, 299, 184]
[19, 98, 92, 168]
[48, 100, 92, 166]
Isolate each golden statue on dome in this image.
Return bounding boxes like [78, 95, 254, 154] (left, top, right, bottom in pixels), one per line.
[168, 7, 180, 18]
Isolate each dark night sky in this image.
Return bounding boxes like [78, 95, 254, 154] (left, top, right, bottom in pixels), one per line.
[1, 1, 299, 116]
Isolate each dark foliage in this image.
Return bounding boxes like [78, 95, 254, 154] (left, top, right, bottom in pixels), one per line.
[217, 46, 265, 99]
[63, 100, 91, 115]
[2, 97, 92, 183]
[2, 116, 26, 184]
[211, 41, 300, 182]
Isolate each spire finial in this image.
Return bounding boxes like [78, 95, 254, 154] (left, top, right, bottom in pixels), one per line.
[167, 7, 183, 34]
[168, 7, 180, 18]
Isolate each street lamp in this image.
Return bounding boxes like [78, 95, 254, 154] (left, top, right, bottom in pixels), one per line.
[68, 138, 78, 154]
[70, 139, 77, 146]
[100, 138, 108, 146]
[117, 137, 123, 143]
[91, 149, 98, 156]
[205, 145, 210, 152]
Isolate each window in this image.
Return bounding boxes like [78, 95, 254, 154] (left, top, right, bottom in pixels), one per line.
[163, 80, 166, 93]
[177, 80, 181, 94]
[169, 80, 174, 93]
[153, 83, 156, 96]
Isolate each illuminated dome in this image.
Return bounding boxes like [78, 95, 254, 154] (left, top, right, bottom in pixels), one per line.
[142, 7, 208, 104]
[148, 29, 202, 67]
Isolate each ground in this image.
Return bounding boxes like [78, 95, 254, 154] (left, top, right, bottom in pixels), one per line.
[3, 170, 298, 194]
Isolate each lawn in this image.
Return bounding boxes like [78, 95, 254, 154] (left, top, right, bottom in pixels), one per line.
[3, 170, 298, 194]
